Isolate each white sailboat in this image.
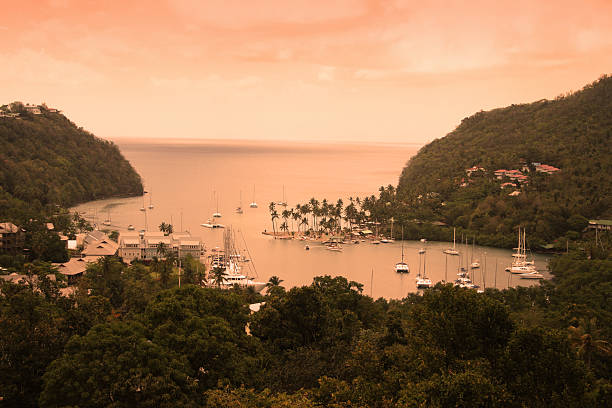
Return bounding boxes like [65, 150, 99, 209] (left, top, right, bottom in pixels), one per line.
[208, 228, 266, 292]
[507, 228, 537, 274]
[416, 246, 432, 288]
[249, 185, 258, 208]
[395, 226, 409, 273]
[236, 191, 243, 214]
[212, 192, 222, 218]
[276, 185, 287, 207]
[444, 227, 460, 255]
[148, 191, 154, 210]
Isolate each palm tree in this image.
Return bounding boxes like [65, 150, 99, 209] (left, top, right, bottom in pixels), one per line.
[281, 209, 291, 233]
[267, 275, 284, 287]
[568, 317, 612, 369]
[156, 242, 167, 258]
[210, 266, 226, 288]
[159, 222, 168, 234]
[300, 217, 309, 234]
[280, 221, 289, 234]
[269, 202, 278, 237]
[291, 209, 300, 234]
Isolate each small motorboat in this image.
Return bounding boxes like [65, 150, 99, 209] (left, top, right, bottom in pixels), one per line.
[305, 245, 310, 251]
[127, 224, 135, 231]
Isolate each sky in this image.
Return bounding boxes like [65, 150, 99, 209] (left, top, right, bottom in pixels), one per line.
[1, 0, 611, 144]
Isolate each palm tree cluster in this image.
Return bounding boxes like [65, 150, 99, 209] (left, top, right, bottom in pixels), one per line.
[268, 196, 382, 237]
[158, 221, 174, 235]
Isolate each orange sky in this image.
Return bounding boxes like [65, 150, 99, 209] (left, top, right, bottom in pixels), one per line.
[2, 0, 611, 143]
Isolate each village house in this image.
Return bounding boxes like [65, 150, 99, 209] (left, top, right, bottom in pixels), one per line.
[0, 222, 26, 254]
[24, 103, 42, 115]
[53, 256, 101, 285]
[465, 166, 486, 177]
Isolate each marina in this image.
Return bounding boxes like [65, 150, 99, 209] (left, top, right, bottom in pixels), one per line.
[73, 139, 549, 298]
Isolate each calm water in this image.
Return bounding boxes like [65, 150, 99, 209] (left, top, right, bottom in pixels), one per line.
[73, 139, 549, 298]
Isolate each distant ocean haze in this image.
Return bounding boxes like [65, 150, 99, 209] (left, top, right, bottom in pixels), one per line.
[74, 138, 548, 298]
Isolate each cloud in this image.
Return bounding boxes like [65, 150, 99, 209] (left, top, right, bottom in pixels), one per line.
[0, 49, 104, 86]
[150, 74, 262, 89]
[317, 66, 336, 81]
[168, 0, 369, 28]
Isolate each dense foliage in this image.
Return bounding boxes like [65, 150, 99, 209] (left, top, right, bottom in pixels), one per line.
[386, 75, 611, 247]
[0, 104, 143, 223]
[1, 250, 610, 407]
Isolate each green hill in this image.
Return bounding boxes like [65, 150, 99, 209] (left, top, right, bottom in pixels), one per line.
[0, 103, 143, 221]
[395, 75, 611, 247]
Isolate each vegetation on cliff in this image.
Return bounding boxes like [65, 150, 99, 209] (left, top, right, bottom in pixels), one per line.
[384, 75, 611, 247]
[0, 103, 143, 223]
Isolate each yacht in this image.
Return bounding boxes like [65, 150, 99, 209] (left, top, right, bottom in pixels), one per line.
[326, 243, 342, 252]
[519, 271, 544, 280]
[201, 219, 225, 229]
[148, 192, 154, 210]
[415, 247, 432, 288]
[395, 227, 410, 273]
[212, 192, 222, 218]
[236, 191, 244, 214]
[249, 185, 258, 208]
[470, 260, 481, 269]
[418, 248, 426, 254]
[443, 228, 460, 255]
[416, 277, 433, 289]
[208, 229, 266, 292]
[507, 228, 536, 274]
[127, 224, 135, 231]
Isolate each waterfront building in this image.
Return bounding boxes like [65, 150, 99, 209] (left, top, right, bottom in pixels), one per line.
[118, 231, 205, 263]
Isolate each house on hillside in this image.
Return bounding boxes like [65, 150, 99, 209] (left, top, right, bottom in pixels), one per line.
[0, 222, 26, 254]
[53, 256, 100, 285]
[24, 104, 42, 115]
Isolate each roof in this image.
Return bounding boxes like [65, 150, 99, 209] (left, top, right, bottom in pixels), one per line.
[122, 238, 140, 245]
[178, 240, 201, 246]
[82, 240, 118, 256]
[53, 257, 100, 276]
[0, 222, 20, 233]
[589, 219, 612, 226]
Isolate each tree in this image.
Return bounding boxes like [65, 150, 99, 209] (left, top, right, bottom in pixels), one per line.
[39, 321, 198, 407]
[568, 317, 612, 370]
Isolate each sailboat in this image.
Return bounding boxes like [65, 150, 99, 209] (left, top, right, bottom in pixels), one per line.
[236, 191, 243, 214]
[249, 185, 258, 208]
[148, 191, 154, 210]
[395, 226, 409, 273]
[443, 227, 460, 255]
[416, 249, 432, 288]
[507, 228, 538, 275]
[208, 227, 266, 292]
[276, 185, 287, 207]
[212, 192, 222, 218]
[381, 218, 395, 243]
[102, 209, 111, 226]
[470, 237, 480, 268]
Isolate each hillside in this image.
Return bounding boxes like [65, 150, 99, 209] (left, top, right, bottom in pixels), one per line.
[395, 75, 611, 246]
[0, 103, 143, 221]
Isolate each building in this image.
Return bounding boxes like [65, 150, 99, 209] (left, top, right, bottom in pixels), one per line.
[53, 256, 100, 285]
[118, 231, 205, 263]
[81, 230, 119, 257]
[0, 222, 26, 254]
[588, 220, 612, 231]
[24, 104, 42, 115]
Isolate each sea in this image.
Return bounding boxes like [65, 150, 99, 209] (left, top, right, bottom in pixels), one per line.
[73, 138, 550, 299]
